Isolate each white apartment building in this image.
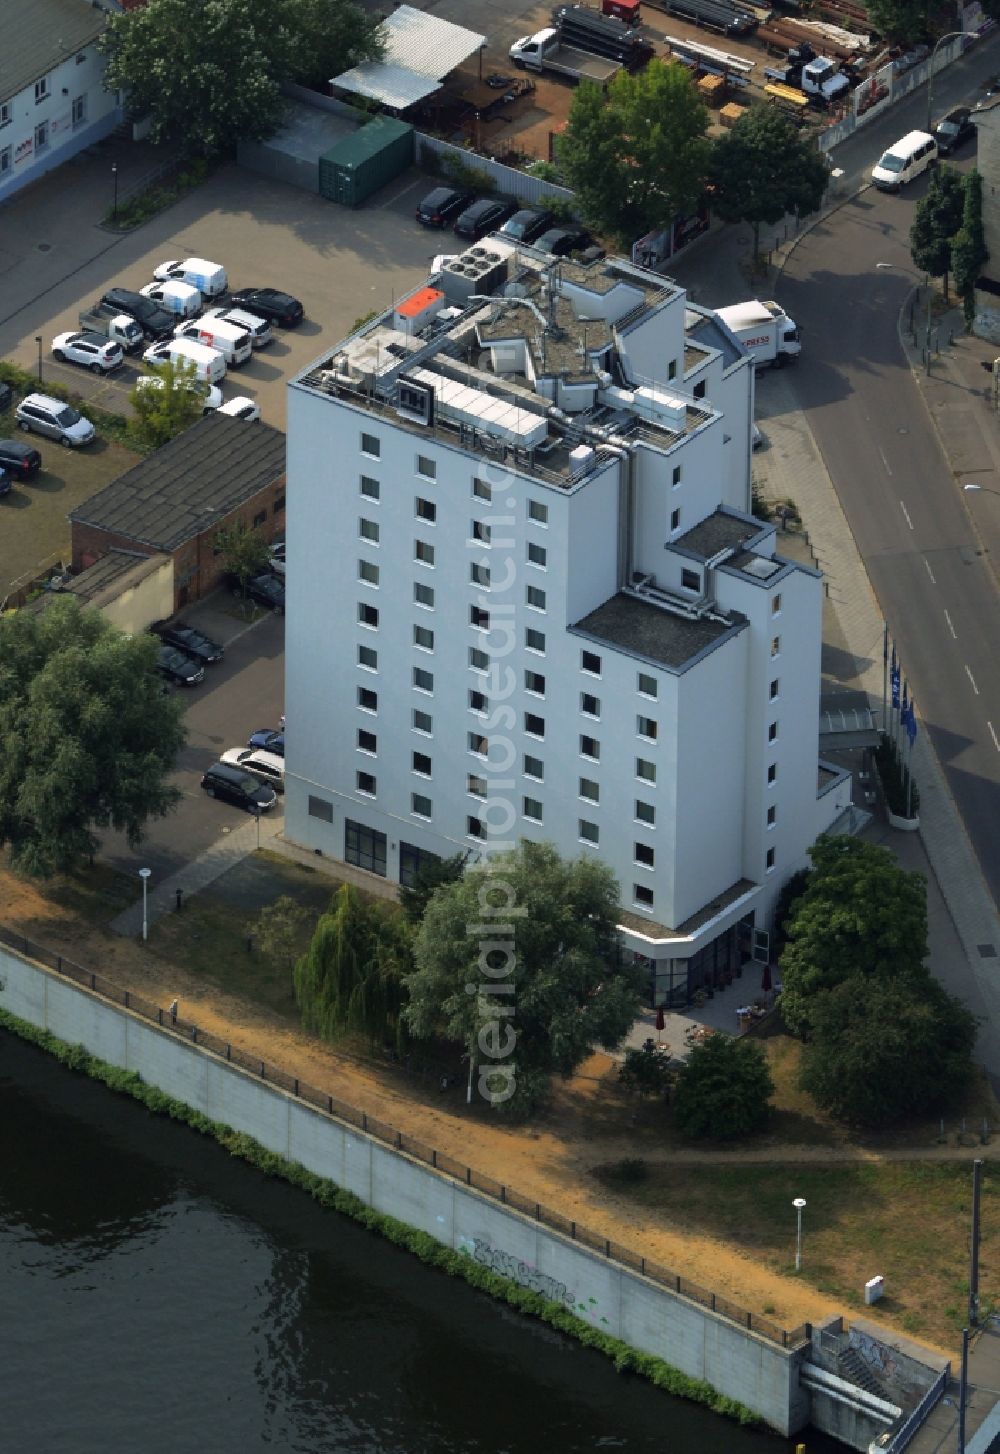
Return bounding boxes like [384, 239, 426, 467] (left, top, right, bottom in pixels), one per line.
[1, 0, 122, 204]
[284, 241, 851, 1004]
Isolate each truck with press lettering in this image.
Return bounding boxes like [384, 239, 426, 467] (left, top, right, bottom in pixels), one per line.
[714, 300, 801, 367]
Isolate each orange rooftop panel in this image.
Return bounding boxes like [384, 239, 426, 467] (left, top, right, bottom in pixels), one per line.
[398, 288, 445, 317]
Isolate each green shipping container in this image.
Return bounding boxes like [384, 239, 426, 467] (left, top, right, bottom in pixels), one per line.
[318, 117, 414, 208]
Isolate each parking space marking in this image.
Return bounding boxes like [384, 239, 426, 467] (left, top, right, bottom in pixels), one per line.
[899, 500, 914, 530]
[944, 609, 957, 638]
[924, 558, 936, 584]
[990, 721, 1000, 753]
[966, 664, 980, 696]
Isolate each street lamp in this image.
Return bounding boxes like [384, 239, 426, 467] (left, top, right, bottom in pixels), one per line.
[139, 866, 152, 942]
[34, 335, 42, 382]
[927, 32, 973, 134]
[793, 1197, 807, 1271]
[111, 162, 118, 222]
[876, 261, 932, 375]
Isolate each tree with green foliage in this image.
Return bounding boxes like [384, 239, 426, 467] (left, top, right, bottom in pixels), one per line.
[619, 1038, 673, 1099]
[255, 894, 313, 993]
[404, 841, 642, 1117]
[672, 1033, 773, 1140]
[800, 973, 977, 1127]
[910, 165, 965, 300]
[953, 169, 989, 330]
[214, 520, 271, 608]
[398, 852, 467, 926]
[268, 0, 383, 92]
[130, 357, 204, 450]
[865, 0, 929, 43]
[294, 884, 411, 1048]
[770, 865, 812, 962]
[710, 105, 829, 262]
[0, 597, 185, 877]
[779, 836, 928, 1036]
[559, 60, 711, 241]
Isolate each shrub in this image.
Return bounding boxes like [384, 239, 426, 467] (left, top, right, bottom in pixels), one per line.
[673, 1034, 773, 1141]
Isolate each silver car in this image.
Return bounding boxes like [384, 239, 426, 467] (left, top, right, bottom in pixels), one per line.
[15, 393, 95, 448]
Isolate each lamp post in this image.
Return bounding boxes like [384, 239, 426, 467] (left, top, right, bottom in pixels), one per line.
[876, 261, 932, 375]
[139, 866, 152, 942]
[927, 32, 972, 135]
[793, 1197, 807, 1271]
[111, 162, 118, 222]
[34, 336, 42, 382]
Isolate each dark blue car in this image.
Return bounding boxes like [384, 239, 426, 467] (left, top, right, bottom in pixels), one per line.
[247, 729, 284, 757]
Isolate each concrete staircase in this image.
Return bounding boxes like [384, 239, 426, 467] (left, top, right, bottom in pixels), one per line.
[839, 1345, 889, 1400]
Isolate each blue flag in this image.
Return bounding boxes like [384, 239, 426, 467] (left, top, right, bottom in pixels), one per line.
[891, 654, 901, 710]
[903, 698, 917, 746]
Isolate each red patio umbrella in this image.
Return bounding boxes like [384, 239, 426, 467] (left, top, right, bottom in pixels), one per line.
[761, 963, 773, 993]
[655, 1006, 665, 1040]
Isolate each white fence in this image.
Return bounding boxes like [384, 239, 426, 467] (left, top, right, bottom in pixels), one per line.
[819, 35, 972, 155]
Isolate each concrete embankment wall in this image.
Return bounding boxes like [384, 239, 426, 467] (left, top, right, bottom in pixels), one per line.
[0, 943, 809, 1434]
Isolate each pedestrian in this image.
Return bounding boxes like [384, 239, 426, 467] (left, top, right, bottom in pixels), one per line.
[169, 999, 178, 1022]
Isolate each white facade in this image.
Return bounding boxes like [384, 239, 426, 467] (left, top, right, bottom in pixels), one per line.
[284, 244, 851, 1001]
[1, 2, 121, 205]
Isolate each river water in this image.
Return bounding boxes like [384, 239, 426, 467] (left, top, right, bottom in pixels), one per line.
[1, 1031, 841, 1453]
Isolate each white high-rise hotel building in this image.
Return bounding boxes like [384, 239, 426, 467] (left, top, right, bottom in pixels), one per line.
[284, 242, 851, 1003]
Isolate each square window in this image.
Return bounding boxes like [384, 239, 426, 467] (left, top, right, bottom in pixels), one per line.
[579, 820, 599, 845]
[35, 76, 50, 103]
[770, 678, 779, 700]
[635, 800, 655, 825]
[360, 476, 380, 500]
[413, 667, 434, 693]
[357, 729, 377, 753]
[470, 562, 490, 587]
[413, 624, 434, 651]
[525, 670, 545, 696]
[526, 585, 546, 611]
[468, 773, 487, 798]
[359, 517, 379, 542]
[635, 842, 655, 869]
[580, 735, 600, 761]
[637, 715, 657, 741]
[771, 636, 781, 658]
[358, 602, 379, 628]
[634, 884, 654, 908]
[473, 478, 492, 501]
[524, 713, 545, 738]
[472, 519, 491, 544]
[414, 581, 434, 608]
[272, 495, 285, 516]
[33, 120, 47, 151]
[413, 709, 433, 734]
[72, 94, 86, 128]
[768, 721, 778, 743]
[528, 499, 548, 524]
[523, 796, 543, 823]
[469, 647, 489, 671]
[308, 794, 333, 823]
[412, 793, 432, 819]
[581, 692, 600, 718]
[767, 763, 777, 784]
[767, 805, 777, 826]
[356, 770, 376, 796]
[359, 559, 379, 585]
[581, 650, 601, 675]
[670, 508, 680, 532]
[415, 539, 435, 566]
[0, 145, 9, 176]
[470, 605, 490, 630]
[693, 380, 706, 399]
[358, 686, 377, 712]
[772, 594, 782, 616]
[524, 754, 544, 781]
[416, 497, 436, 521]
[681, 568, 700, 592]
[667, 359, 677, 380]
[766, 847, 776, 871]
[672, 465, 682, 487]
[358, 644, 377, 671]
[469, 732, 488, 756]
[468, 815, 486, 840]
[636, 757, 656, 783]
[527, 541, 547, 567]
[252, 510, 266, 528]
[637, 672, 657, 699]
[361, 432, 380, 458]
[579, 778, 599, 803]
[412, 751, 432, 777]
[469, 689, 487, 713]
[417, 455, 436, 480]
[525, 627, 546, 653]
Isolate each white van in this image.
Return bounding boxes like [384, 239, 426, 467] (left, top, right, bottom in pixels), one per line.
[143, 335, 227, 385]
[872, 130, 937, 191]
[174, 316, 252, 366]
[152, 256, 227, 296]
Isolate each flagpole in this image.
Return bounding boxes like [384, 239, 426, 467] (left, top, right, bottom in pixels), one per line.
[882, 624, 889, 734]
[906, 693, 916, 818]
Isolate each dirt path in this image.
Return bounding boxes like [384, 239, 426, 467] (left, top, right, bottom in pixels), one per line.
[0, 872, 969, 1347]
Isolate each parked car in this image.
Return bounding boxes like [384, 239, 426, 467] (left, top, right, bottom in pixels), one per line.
[134, 376, 223, 415]
[268, 541, 285, 576]
[218, 396, 261, 421]
[0, 468, 10, 499]
[227, 288, 304, 326]
[220, 746, 285, 793]
[98, 288, 176, 341]
[0, 439, 42, 480]
[247, 728, 284, 756]
[0, 379, 13, 414]
[155, 643, 205, 686]
[140, 280, 203, 318]
[51, 331, 123, 374]
[237, 572, 285, 613]
[15, 394, 94, 448]
[453, 198, 519, 240]
[152, 257, 227, 296]
[933, 106, 975, 153]
[416, 187, 474, 227]
[200, 761, 277, 813]
[152, 621, 224, 664]
[500, 208, 554, 243]
[202, 305, 273, 348]
[533, 227, 593, 257]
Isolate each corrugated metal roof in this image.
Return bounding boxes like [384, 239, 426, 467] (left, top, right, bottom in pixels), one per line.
[331, 4, 485, 110]
[69, 415, 286, 553]
[0, 0, 108, 104]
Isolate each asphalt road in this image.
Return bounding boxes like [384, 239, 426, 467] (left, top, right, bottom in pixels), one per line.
[776, 161, 1000, 901]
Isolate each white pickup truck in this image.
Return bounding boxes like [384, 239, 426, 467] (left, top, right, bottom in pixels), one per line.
[509, 28, 621, 84]
[715, 299, 801, 368]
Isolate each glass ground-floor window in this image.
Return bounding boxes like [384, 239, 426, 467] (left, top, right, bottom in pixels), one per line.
[345, 819, 387, 877]
[399, 841, 439, 888]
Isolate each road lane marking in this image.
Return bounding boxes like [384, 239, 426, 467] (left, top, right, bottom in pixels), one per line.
[990, 721, 1000, 753]
[900, 500, 914, 529]
[879, 448, 893, 475]
[966, 664, 980, 695]
[924, 558, 936, 583]
[944, 609, 957, 638]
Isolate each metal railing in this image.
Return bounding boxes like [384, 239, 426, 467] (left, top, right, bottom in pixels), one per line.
[0, 922, 812, 1350]
[886, 1366, 949, 1454]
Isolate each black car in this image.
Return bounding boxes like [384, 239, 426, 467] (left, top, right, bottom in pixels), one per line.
[534, 227, 592, 257]
[500, 208, 554, 243]
[153, 621, 224, 664]
[228, 288, 304, 327]
[99, 288, 175, 341]
[233, 572, 285, 614]
[155, 643, 205, 686]
[0, 439, 42, 481]
[934, 106, 975, 153]
[453, 198, 519, 241]
[201, 761, 277, 814]
[416, 187, 474, 227]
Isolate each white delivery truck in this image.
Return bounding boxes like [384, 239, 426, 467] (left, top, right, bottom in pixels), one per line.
[77, 309, 145, 353]
[715, 299, 801, 367]
[140, 280, 203, 318]
[152, 257, 227, 297]
[143, 335, 227, 385]
[174, 315, 252, 366]
[800, 56, 849, 104]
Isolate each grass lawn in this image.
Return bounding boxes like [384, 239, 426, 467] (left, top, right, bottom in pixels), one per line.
[0, 855, 139, 930]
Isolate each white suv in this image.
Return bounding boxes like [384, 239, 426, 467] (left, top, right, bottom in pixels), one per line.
[16, 393, 95, 447]
[51, 331, 123, 374]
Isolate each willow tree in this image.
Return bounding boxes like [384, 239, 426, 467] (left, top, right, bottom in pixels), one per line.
[294, 885, 410, 1049]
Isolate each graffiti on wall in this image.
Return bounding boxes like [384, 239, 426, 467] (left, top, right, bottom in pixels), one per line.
[471, 1237, 576, 1308]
